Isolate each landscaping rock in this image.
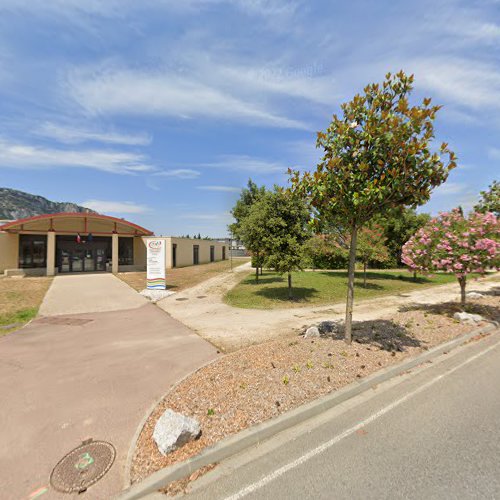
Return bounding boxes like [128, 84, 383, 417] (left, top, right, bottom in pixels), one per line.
[453, 312, 483, 323]
[140, 289, 176, 303]
[304, 326, 321, 338]
[153, 409, 201, 455]
[466, 292, 484, 299]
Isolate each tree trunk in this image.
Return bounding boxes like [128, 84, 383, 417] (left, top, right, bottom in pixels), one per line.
[260, 267, 263, 275]
[344, 223, 358, 345]
[288, 272, 292, 300]
[363, 261, 367, 288]
[413, 270, 417, 282]
[255, 254, 259, 282]
[458, 276, 467, 308]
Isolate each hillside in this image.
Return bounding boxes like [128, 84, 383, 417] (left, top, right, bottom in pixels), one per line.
[0, 187, 95, 220]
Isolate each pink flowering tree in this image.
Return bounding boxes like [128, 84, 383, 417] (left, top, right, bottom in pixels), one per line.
[402, 209, 499, 306]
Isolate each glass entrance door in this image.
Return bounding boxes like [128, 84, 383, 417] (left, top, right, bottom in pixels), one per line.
[96, 248, 106, 271]
[57, 236, 111, 273]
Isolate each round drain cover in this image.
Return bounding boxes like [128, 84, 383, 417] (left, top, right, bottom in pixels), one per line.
[50, 440, 116, 493]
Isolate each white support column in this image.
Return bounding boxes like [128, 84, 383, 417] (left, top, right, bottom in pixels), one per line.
[47, 231, 56, 276]
[112, 233, 119, 274]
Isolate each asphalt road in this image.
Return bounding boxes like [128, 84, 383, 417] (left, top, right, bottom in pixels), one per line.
[185, 331, 500, 500]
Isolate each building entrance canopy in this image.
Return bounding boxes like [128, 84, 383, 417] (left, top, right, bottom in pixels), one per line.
[0, 213, 153, 276]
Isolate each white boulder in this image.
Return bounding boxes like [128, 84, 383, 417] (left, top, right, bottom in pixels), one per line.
[453, 312, 483, 323]
[140, 289, 176, 303]
[304, 326, 321, 338]
[153, 409, 201, 455]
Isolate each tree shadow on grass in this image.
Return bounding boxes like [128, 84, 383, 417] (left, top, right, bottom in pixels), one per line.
[319, 271, 434, 284]
[255, 286, 319, 303]
[353, 281, 384, 291]
[244, 276, 284, 286]
[399, 301, 500, 323]
[332, 319, 421, 352]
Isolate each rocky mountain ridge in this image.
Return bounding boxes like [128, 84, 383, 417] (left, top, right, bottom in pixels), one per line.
[0, 187, 95, 220]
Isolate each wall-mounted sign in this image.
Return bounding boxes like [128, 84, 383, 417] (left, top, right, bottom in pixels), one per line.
[146, 239, 166, 290]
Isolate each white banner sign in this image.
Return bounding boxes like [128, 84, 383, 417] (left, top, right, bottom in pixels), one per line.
[146, 239, 166, 290]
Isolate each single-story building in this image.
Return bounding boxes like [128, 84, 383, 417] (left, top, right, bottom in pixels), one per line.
[0, 213, 227, 276]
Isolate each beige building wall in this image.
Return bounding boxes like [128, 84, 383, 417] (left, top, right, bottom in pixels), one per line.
[141, 237, 227, 270]
[168, 237, 227, 268]
[1, 229, 226, 275]
[0, 232, 19, 273]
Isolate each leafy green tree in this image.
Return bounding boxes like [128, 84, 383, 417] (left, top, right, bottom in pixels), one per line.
[291, 71, 456, 343]
[229, 179, 267, 240]
[474, 180, 499, 216]
[239, 188, 310, 295]
[355, 225, 390, 286]
[260, 189, 311, 299]
[238, 198, 269, 282]
[375, 207, 431, 265]
[302, 234, 348, 270]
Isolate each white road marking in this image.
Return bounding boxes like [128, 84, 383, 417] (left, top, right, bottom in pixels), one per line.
[224, 337, 500, 500]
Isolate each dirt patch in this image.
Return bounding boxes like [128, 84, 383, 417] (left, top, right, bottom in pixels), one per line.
[118, 258, 250, 293]
[159, 274, 499, 353]
[131, 295, 499, 492]
[0, 276, 53, 330]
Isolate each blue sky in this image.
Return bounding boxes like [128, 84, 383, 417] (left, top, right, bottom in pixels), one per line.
[0, 0, 498, 237]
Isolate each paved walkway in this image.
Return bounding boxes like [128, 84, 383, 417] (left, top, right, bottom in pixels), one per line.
[0, 287, 217, 498]
[158, 266, 499, 352]
[39, 273, 147, 316]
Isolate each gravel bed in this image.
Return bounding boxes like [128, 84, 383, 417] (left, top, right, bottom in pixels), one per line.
[131, 296, 499, 494]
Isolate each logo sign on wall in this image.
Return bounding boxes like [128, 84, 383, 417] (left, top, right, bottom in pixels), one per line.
[146, 239, 166, 290]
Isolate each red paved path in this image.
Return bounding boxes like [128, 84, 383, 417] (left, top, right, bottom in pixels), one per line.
[0, 304, 217, 499]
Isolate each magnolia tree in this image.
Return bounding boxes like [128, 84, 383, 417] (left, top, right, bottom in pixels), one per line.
[291, 71, 456, 343]
[402, 209, 499, 306]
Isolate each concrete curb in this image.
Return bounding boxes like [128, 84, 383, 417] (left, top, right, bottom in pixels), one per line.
[119, 323, 498, 500]
[123, 354, 222, 489]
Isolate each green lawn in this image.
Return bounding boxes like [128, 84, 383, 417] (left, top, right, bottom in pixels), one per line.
[224, 269, 463, 309]
[0, 307, 38, 327]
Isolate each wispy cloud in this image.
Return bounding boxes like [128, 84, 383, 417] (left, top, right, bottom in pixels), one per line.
[0, 0, 300, 19]
[154, 169, 201, 179]
[65, 65, 308, 129]
[200, 154, 288, 173]
[81, 199, 150, 214]
[433, 182, 468, 196]
[197, 185, 241, 192]
[36, 122, 152, 146]
[0, 138, 154, 174]
[408, 57, 500, 111]
[488, 147, 500, 160]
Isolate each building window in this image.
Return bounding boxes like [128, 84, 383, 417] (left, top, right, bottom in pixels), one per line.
[210, 245, 215, 262]
[193, 245, 199, 265]
[172, 244, 177, 268]
[222, 246, 226, 260]
[119, 238, 134, 265]
[19, 234, 47, 268]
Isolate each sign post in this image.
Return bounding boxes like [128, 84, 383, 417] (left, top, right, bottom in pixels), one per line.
[146, 239, 166, 290]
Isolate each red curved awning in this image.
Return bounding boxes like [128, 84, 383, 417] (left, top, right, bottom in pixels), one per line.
[0, 212, 154, 236]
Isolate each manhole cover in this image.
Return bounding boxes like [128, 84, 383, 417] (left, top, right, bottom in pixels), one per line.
[50, 440, 115, 493]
